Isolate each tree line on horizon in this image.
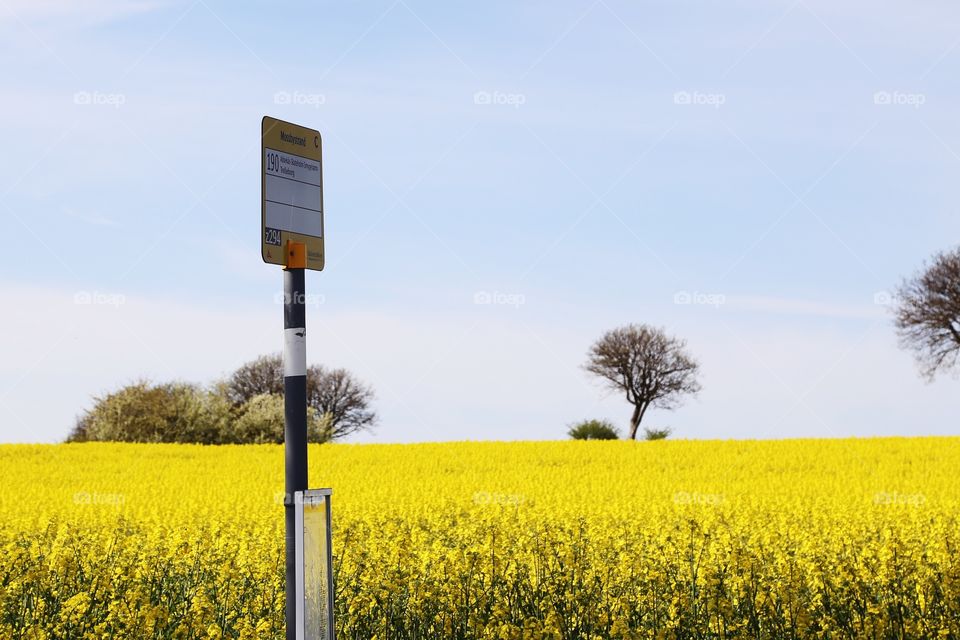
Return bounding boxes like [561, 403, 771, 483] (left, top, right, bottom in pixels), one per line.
[67, 354, 376, 445]
[69, 246, 958, 445]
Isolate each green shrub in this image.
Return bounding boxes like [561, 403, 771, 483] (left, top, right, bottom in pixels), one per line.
[226, 393, 284, 444]
[224, 393, 332, 444]
[643, 427, 671, 440]
[69, 381, 229, 444]
[568, 419, 619, 440]
[223, 354, 376, 440]
[70, 353, 376, 444]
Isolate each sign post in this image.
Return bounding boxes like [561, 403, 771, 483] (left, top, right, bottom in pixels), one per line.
[283, 248, 308, 640]
[262, 116, 329, 640]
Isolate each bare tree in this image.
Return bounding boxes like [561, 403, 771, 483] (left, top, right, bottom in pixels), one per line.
[584, 324, 701, 440]
[225, 354, 284, 404]
[306, 365, 377, 440]
[894, 247, 960, 380]
[226, 354, 377, 440]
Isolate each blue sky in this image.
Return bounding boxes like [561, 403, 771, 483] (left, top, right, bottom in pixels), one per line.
[0, 0, 958, 443]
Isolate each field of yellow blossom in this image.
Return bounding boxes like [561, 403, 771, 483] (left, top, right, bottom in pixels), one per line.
[1, 437, 959, 639]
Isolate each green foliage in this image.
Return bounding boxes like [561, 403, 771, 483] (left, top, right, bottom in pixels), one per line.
[225, 393, 333, 444]
[71, 380, 338, 445]
[226, 393, 284, 444]
[68, 381, 229, 444]
[643, 427, 671, 441]
[568, 419, 620, 440]
[70, 353, 377, 444]
[223, 354, 376, 440]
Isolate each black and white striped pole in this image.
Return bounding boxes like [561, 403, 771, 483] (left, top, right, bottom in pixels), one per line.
[283, 241, 308, 640]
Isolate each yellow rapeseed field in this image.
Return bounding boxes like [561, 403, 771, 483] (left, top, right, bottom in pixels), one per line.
[1, 438, 959, 639]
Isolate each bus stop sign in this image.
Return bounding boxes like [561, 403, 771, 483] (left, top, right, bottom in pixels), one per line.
[262, 116, 324, 271]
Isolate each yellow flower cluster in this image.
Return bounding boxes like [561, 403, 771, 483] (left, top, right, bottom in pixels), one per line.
[1, 438, 958, 638]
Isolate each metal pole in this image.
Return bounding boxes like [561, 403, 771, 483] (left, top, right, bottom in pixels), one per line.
[283, 265, 308, 640]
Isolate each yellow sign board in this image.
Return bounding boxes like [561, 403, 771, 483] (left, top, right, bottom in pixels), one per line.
[262, 116, 324, 271]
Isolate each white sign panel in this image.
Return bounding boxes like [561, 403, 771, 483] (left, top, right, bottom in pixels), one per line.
[261, 116, 324, 270]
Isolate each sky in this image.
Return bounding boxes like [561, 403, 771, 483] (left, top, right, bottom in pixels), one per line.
[0, 0, 958, 444]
